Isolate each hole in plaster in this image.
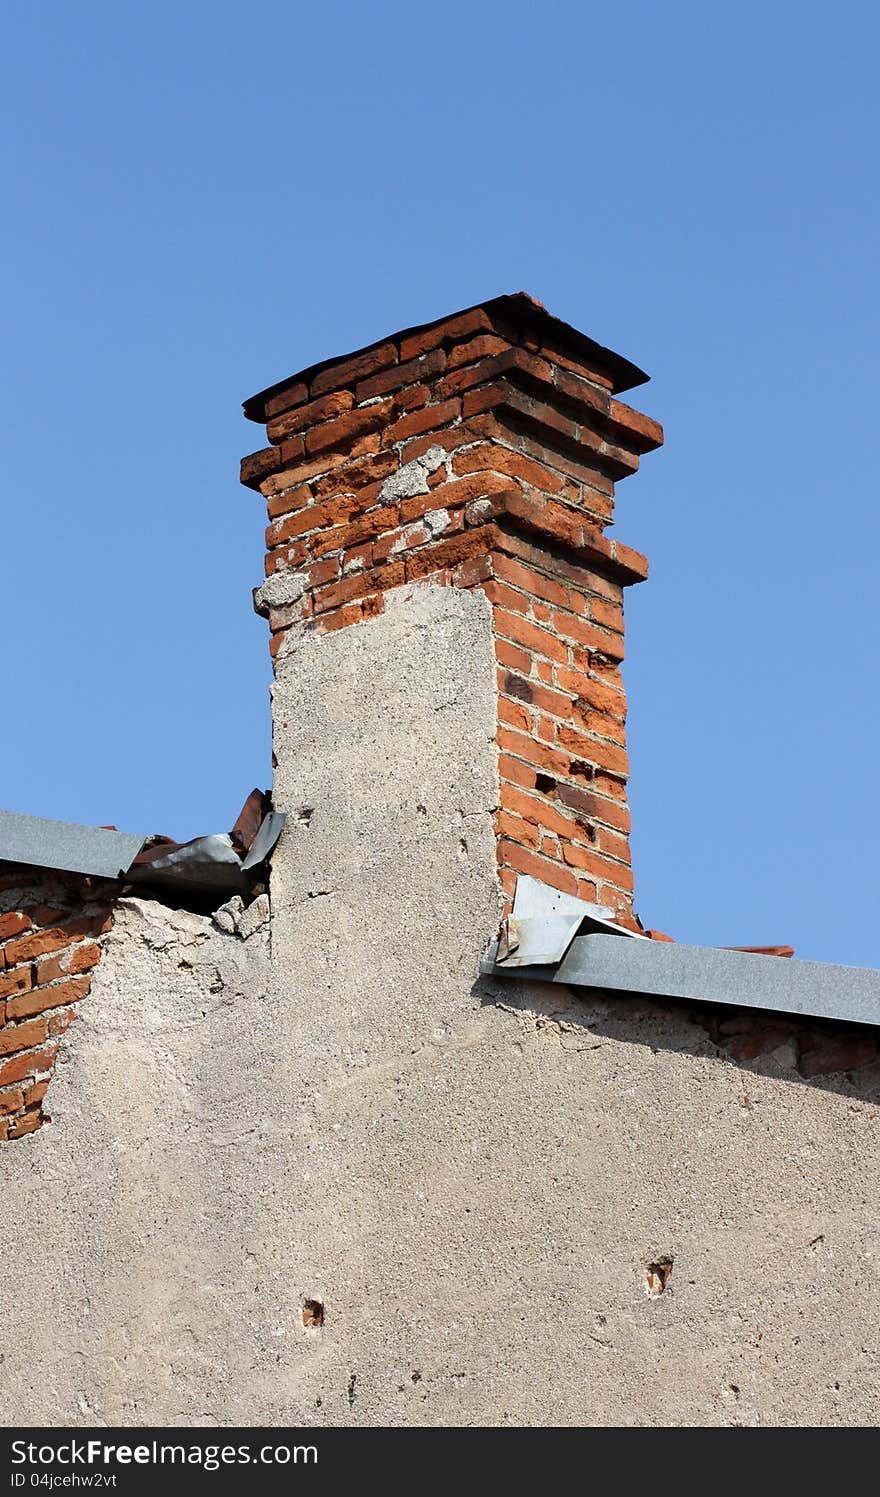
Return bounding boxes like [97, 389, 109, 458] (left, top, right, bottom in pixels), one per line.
[297, 808, 313, 826]
[645, 1257, 674, 1297]
[416, 803, 428, 816]
[302, 1297, 324, 1328]
[347, 1373, 357, 1408]
[411, 1370, 422, 1383]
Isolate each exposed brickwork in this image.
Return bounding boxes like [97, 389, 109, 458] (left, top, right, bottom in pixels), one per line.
[0, 866, 116, 1140]
[243, 294, 662, 924]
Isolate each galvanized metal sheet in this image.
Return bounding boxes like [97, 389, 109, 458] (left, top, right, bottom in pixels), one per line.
[552, 933, 880, 1028]
[0, 808, 145, 880]
[241, 811, 287, 870]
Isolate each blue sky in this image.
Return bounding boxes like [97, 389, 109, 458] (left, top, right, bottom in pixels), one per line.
[2, 2, 878, 964]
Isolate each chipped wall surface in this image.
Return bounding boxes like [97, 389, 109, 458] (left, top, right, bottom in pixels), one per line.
[4, 583, 880, 1426]
[0, 896, 271, 1426]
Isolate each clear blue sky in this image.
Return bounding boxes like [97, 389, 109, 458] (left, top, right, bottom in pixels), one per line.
[3, 2, 878, 964]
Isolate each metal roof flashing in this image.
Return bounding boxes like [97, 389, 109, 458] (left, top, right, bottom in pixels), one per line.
[0, 799, 286, 905]
[483, 876, 880, 1031]
[0, 810, 144, 881]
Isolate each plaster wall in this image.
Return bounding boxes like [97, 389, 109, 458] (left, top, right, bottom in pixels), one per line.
[3, 584, 880, 1427]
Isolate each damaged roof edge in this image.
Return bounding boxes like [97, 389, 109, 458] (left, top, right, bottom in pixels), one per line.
[483, 876, 880, 1031]
[242, 291, 650, 423]
[0, 798, 286, 898]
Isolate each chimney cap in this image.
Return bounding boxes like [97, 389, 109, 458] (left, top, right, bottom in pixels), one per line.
[242, 291, 650, 424]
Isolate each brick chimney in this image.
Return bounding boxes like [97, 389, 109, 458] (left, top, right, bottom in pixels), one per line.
[241, 294, 662, 927]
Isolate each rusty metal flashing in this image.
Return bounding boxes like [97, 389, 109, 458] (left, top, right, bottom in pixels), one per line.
[0, 792, 286, 901]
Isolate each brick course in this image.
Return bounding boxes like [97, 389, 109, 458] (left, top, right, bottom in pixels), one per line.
[0, 869, 115, 1140]
[243, 294, 661, 927]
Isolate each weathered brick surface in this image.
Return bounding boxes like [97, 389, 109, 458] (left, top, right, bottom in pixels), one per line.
[0, 869, 116, 1140]
[243, 296, 663, 925]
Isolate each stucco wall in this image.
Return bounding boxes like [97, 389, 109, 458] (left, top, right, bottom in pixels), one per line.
[266, 583, 880, 1428]
[3, 582, 880, 1427]
[0, 896, 271, 1425]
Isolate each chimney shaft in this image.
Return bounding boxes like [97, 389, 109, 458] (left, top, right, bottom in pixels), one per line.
[242, 294, 662, 926]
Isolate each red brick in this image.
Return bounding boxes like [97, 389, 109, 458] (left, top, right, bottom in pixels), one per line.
[498, 753, 540, 792]
[499, 671, 573, 720]
[305, 400, 394, 456]
[556, 669, 626, 718]
[400, 470, 512, 527]
[311, 342, 397, 398]
[310, 504, 399, 561]
[355, 348, 446, 403]
[314, 601, 367, 634]
[393, 382, 431, 415]
[263, 379, 309, 421]
[342, 541, 374, 575]
[596, 826, 631, 862]
[266, 390, 355, 444]
[405, 528, 491, 583]
[0, 1017, 48, 1058]
[452, 442, 565, 495]
[400, 309, 495, 360]
[24, 1079, 49, 1107]
[5, 916, 108, 966]
[0, 912, 31, 941]
[35, 942, 102, 986]
[7, 974, 90, 1022]
[591, 597, 625, 632]
[267, 446, 350, 489]
[0, 967, 32, 1001]
[562, 842, 633, 888]
[313, 561, 406, 615]
[385, 398, 462, 445]
[310, 449, 398, 499]
[495, 809, 540, 850]
[570, 705, 627, 746]
[557, 725, 629, 779]
[454, 552, 493, 588]
[528, 336, 614, 390]
[498, 696, 532, 734]
[33, 905, 71, 926]
[556, 784, 631, 834]
[494, 637, 531, 676]
[241, 445, 283, 490]
[552, 610, 625, 658]
[491, 551, 571, 608]
[493, 608, 568, 666]
[798, 1031, 879, 1078]
[607, 398, 664, 452]
[496, 839, 578, 896]
[496, 725, 570, 778]
[8, 1109, 42, 1138]
[501, 785, 582, 840]
[0, 1086, 24, 1115]
[446, 334, 509, 369]
[48, 1007, 78, 1037]
[266, 484, 313, 522]
[482, 579, 531, 616]
[0, 1043, 57, 1087]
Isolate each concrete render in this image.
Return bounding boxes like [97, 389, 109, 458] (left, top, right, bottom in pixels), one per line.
[3, 583, 880, 1426]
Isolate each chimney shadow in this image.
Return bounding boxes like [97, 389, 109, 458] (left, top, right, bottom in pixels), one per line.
[474, 973, 880, 1105]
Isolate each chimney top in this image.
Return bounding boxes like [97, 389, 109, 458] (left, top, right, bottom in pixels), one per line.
[242, 292, 650, 426]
